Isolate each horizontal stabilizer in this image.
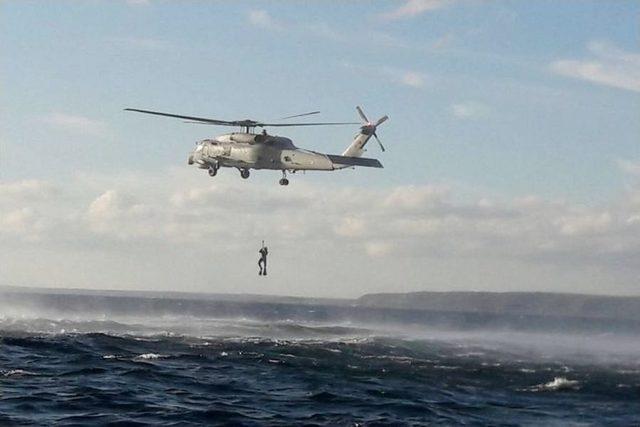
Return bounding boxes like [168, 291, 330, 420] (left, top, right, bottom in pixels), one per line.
[327, 154, 383, 168]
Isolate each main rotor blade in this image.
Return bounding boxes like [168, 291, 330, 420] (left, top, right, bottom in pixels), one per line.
[375, 115, 389, 126]
[183, 120, 216, 125]
[126, 108, 358, 128]
[184, 119, 359, 127]
[259, 121, 359, 127]
[356, 106, 369, 123]
[374, 133, 386, 152]
[124, 108, 237, 126]
[280, 111, 321, 120]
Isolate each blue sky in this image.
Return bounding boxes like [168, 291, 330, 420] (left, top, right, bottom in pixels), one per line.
[1, 1, 639, 297]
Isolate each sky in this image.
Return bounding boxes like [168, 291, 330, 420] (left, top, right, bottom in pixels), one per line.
[1, 0, 639, 298]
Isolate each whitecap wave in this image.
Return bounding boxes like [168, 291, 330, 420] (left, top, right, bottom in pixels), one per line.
[2, 369, 37, 377]
[135, 353, 166, 360]
[434, 365, 460, 370]
[530, 376, 580, 392]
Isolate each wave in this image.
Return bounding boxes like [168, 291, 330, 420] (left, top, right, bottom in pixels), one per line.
[2, 326, 639, 425]
[0, 315, 374, 341]
[2, 369, 37, 378]
[134, 353, 167, 361]
[529, 376, 581, 392]
[2, 291, 640, 426]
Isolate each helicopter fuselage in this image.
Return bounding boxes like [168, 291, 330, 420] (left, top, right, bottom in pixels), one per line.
[189, 132, 337, 172]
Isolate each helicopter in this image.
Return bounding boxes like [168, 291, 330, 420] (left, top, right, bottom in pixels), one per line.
[124, 106, 388, 185]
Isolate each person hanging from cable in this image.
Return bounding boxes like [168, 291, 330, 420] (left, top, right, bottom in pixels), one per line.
[258, 240, 268, 276]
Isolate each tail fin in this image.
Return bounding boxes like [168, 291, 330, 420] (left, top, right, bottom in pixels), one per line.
[342, 106, 388, 157]
[326, 154, 383, 168]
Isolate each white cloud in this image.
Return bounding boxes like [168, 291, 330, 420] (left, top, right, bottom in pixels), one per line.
[303, 22, 409, 49]
[3, 170, 640, 296]
[344, 63, 429, 90]
[513, 195, 544, 208]
[243, 10, 412, 53]
[365, 241, 394, 258]
[0, 180, 56, 202]
[335, 217, 367, 238]
[247, 10, 281, 31]
[42, 113, 108, 137]
[1, 208, 36, 233]
[555, 212, 612, 236]
[627, 215, 640, 225]
[450, 101, 490, 119]
[477, 198, 493, 209]
[87, 190, 156, 238]
[384, 68, 430, 89]
[617, 159, 640, 176]
[399, 71, 427, 88]
[88, 190, 128, 221]
[380, 0, 455, 20]
[383, 185, 448, 210]
[550, 41, 640, 93]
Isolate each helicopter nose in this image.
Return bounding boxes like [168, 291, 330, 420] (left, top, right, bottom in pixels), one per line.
[188, 153, 194, 165]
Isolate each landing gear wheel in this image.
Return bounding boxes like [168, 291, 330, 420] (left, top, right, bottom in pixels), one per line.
[279, 170, 289, 186]
[240, 169, 250, 179]
[208, 167, 218, 177]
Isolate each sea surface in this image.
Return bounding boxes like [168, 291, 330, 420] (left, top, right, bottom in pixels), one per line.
[1, 296, 640, 426]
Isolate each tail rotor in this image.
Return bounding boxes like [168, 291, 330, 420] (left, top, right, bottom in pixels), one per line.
[356, 106, 388, 152]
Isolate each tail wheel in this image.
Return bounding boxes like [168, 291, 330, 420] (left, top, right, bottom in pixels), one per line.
[240, 169, 250, 179]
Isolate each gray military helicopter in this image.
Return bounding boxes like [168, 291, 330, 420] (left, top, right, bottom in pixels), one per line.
[125, 106, 388, 185]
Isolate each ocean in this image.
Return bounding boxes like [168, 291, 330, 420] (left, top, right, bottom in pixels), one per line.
[1, 291, 639, 426]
